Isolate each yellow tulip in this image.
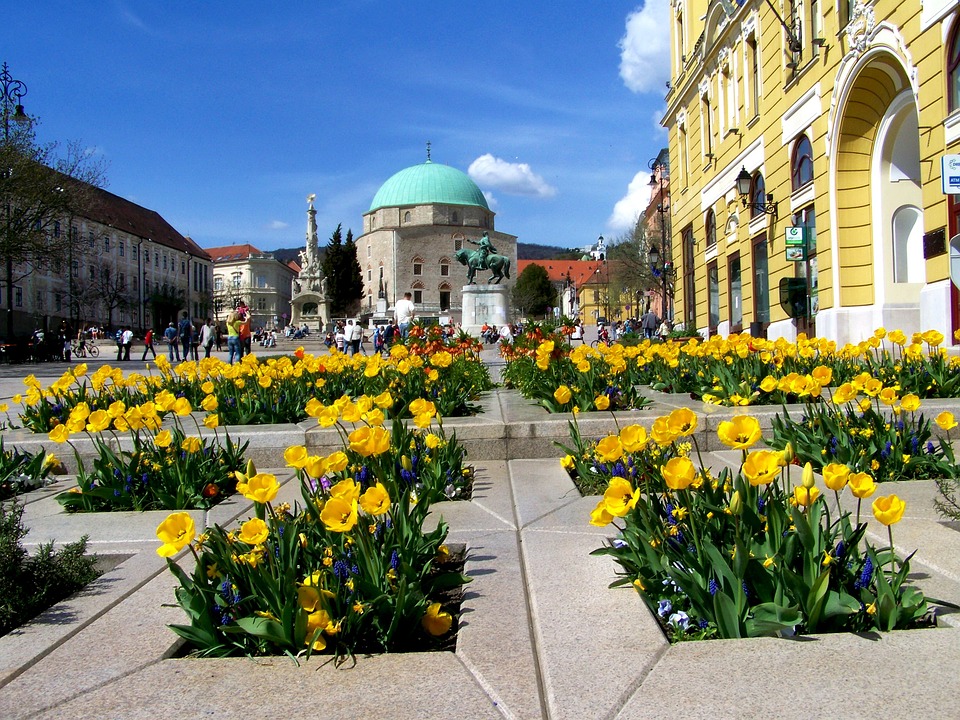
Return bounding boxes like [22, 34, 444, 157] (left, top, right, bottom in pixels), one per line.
[742, 450, 781, 486]
[154, 430, 173, 448]
[822, 463, 851, 492]
[238, 517, 269, 545]
[603, 477, 640, 517]
[936, 411, 958, 431]
[594, 394, 610, 411]
[284, 445, 309, 469]
[320, 496, 358, 532]
[421, 602, 453, 636]
[48, 424, 70, 443]
[156, 512, 196, 557]
[553, 385, 572, 405]
[793, 486, 820, 507]
[241, 473, 280, 504]
[848, 472, 877, 499]
[661, 456, 696, 490]
[872, 494, 906, 526]
[359, 482, 391, 515]
[595, 435, 623, 463]
[619, 424, 648, 453]
[717, 416, 762, 450]
[667, 408, 697, 437]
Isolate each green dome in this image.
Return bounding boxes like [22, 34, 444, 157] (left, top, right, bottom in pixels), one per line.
[369, 161, 489, 212]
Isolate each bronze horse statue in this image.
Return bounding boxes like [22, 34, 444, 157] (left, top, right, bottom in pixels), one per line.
[455, 248, 511, 284]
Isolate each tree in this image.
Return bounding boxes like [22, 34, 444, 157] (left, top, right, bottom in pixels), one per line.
[320, 224, 363, 317]
[512, 263, 556, 319]
[0, 103, 106, 337]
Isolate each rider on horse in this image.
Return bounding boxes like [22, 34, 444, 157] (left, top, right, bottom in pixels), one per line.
[466, 232, 498, 269]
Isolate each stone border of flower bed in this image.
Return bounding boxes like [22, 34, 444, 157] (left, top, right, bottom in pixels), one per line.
[4, 459, 960, 718]
[6, 388, 960, 472]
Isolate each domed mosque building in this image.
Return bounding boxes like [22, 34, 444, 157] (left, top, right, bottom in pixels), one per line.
[357, 148, 517, 323]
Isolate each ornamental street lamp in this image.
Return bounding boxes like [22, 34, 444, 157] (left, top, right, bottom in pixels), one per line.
[2, 61, 30, 341]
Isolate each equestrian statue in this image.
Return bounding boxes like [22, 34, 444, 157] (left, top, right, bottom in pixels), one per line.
[456, 231, 511, 284]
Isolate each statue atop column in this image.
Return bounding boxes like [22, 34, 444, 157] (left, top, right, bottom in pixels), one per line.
[455, 231, 512, 284]
[296, 193, 327, 297]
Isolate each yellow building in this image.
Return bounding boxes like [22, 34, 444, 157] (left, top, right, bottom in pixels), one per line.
[664, 0, 960, 344]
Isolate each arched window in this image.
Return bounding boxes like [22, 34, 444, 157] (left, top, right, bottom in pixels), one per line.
[705, 209, 717, 248]
[792, 136, 814, 190]
[451, 211, 459, 224]
[750, 173, 766, 219]
[403, 211, 411, 223]
[949, 23, 960, 112]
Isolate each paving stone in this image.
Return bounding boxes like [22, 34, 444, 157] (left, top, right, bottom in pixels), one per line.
[452, 529, 544, 720]
[618, 629, 960, 719]
[28, 654, 504, 720]
[521, 529, 667, 720]
[509, 459, 583, 529]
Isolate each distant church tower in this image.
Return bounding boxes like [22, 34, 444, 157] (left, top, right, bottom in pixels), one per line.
[356, 148, 517, 321]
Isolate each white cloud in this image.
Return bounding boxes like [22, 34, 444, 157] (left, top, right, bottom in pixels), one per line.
[482, 190, 499, 210]
[607, 170, 652, 233]
[468, 154, 557, 198]
[619, 1, 671, 94]
[268, 220, 289, 230]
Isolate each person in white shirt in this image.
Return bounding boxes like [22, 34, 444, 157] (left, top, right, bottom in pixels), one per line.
[498, 324, 513, 344]
[346, 319, 362, 356]
[394, 292, 416, 339]
[199, 318, 216, 358]
[334, 324, 346, 353]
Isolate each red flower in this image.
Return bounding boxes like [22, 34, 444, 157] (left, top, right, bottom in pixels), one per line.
[202, 483, 219, 498]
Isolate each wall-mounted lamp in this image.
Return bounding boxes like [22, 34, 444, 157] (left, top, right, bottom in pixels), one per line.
[812, 37, 828, 48]
[735, 166, 778, 216]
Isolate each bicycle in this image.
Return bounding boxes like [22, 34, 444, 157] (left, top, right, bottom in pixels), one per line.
[72, 341, 99, 358]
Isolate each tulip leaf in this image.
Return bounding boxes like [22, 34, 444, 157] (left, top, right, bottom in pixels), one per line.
[805, 568, 831, 630]
[790, 504, 815, 552]
[823, 590, 860, 619]
[233, 616, 292, 646]
[713, 591, 743, 638]
[746, 602, 801, 637]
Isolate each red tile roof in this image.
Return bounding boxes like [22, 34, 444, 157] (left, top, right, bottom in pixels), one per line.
[205, 244, 264, 262]
[517, 259, 607, 283]
[80, 184, 210, 260]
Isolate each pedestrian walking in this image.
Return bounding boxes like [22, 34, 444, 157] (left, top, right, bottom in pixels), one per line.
[121, 327, 134, 361]
[141, 328, 156, 361]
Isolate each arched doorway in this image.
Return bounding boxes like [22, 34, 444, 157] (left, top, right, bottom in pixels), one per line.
[832, 51, 923, 341]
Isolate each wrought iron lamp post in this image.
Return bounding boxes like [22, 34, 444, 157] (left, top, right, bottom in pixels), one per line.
[2, 62, 30, 340]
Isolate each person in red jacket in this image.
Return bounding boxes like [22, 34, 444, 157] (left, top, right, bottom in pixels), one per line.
[141, 328, 156, 361]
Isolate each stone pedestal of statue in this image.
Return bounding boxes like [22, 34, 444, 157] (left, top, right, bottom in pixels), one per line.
[461, 284, 510, 336]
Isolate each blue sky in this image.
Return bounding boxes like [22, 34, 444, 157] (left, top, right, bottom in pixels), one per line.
[1, 1, 670, 251]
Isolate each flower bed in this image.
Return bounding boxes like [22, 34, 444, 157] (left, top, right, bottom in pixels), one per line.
[158, 408, 472, 658]
[13, 340, 493, 433]
[0, 440, 60, 501]
[501, 323, 651, 412]
[562, 408, 937, 641]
